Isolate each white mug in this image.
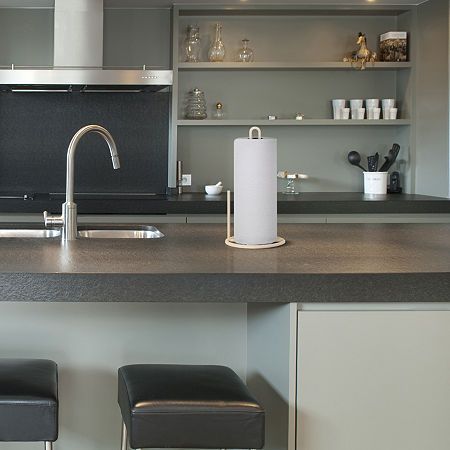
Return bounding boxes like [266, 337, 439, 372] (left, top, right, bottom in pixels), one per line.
[365, 99, 380, 109]
[350, 99, 363, 110]
[389, 108, 398, 120]
[368, 107, 381, 120]
[341, 108, 350, 120]
[352, 107, 365, 120]
[332, 99, 346, 119]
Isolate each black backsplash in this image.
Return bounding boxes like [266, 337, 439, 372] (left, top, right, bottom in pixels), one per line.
[0, 91, 169, 194]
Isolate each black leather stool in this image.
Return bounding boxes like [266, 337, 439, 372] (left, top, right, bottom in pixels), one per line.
[118, 364, 265, 450]
[0, 359, 58, 449]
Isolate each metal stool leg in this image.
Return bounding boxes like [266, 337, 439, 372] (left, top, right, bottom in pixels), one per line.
[121, 421, 128, 450]
[44, 442, 53, 450]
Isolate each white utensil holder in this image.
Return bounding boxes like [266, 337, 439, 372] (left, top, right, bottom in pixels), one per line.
[364, 172, 388, 195]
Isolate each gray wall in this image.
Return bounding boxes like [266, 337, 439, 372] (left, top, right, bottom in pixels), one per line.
[0, 302, 247, 450]
[0, 8, 53, 66]
[415, 0, 450, 197]
[103, 8, 171, 68]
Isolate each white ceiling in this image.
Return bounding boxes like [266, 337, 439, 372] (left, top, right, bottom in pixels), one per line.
[0, 0, 429, 8]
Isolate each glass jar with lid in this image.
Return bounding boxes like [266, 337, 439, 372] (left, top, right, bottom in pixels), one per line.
[185, 88, 207, 120]
[184, 25, 201, 62]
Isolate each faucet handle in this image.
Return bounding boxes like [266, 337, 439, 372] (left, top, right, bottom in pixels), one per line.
[43, 211, 64, 228]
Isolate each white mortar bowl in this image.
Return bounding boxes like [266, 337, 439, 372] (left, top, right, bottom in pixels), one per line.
[205, 185, 223, 195]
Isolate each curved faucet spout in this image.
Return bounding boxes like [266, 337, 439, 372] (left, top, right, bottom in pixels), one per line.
[44, 124, 120, 241]
[66, 125, 120, 204]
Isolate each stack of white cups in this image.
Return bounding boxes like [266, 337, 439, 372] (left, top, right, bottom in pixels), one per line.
[350, 99, 365, 120]
[366, 99, 381, 120]
[332, 99, 349, 120]
[382, 98, 397, 119]
[332, 98, 398, 120]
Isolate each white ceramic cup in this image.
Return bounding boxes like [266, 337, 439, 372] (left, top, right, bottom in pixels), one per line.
[341, 108, 350, 120]
[332, 99, 346, 119]
[365, 99, 380, 109]
[389, 107, 398, 120]
[382, 99, 395, 119]
[367, 107, 381, 120]
[352, 107, 365, 120]
[350, 99, 363, 110]
[364, 172, 388, 195]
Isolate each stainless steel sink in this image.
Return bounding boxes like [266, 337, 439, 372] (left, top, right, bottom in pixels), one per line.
[0, 225, 163, 239]
[77, 225, 164, 239]
[0, 229, 61, 238]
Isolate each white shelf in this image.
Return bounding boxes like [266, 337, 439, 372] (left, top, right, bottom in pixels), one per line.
[177, 61, 412, 71]
[177, 119, 411, 127]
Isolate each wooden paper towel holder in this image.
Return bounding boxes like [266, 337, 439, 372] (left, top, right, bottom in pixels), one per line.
[225, 190, 285, 249]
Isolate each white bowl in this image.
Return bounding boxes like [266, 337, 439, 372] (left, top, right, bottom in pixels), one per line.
[205, 185, 223, 195]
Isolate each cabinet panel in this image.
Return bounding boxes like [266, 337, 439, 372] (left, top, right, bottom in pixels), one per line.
[297, 311, 450, 450]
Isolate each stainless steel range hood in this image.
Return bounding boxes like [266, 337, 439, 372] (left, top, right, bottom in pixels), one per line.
[0, 67, 173, 92]
[0, 0, 172, 92]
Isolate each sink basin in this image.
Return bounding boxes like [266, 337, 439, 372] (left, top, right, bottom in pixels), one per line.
[0, 229, 61, 238]
[77, 225, 164, 239]
[0, 225, 163, 239]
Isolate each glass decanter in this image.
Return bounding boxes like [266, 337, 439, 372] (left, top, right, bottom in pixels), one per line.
[185, 88, 207, 120]
[208, 23, 225, 62]
[184, 25, 201, 63]
[237, 38, 254, 62]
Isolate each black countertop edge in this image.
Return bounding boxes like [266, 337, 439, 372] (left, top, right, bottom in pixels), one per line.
[0, 192, 449, 215]
[1, 272, 449, 303]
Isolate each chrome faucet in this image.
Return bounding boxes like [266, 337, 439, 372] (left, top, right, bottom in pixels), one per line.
[44, 125, 120, 241]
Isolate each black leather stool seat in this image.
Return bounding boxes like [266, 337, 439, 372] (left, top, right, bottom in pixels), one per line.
[0, 359, 58, 442]
[118, 364, 265, 449]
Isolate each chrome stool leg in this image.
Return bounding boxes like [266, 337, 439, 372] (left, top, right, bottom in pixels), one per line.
[44, 442, 53, 450]
[121, 421, 128, 450]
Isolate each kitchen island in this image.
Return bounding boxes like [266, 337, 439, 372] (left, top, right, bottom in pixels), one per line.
[0, 223, 449, 450]
[0, 223, 449, 303]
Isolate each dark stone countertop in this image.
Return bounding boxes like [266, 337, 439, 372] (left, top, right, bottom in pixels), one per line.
[0, 223, 449, 303]
[0, 192, 449, 215]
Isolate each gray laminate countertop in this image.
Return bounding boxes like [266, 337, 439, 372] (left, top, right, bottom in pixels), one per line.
[1, 223, 449, 303]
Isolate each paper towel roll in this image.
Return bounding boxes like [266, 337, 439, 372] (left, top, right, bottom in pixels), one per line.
[234, 130, 277, 245]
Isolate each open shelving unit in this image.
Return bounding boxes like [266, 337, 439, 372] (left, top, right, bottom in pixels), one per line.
[177, 119, 411, 126]
[170, 5, 414, 193]
[178, 61, 412, 71]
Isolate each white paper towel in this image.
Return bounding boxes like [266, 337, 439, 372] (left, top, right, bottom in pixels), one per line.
[234, 132, 277, 245]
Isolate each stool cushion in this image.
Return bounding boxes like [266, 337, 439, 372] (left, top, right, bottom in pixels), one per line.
[0, 359, 58, 442]
[118, 364, 265, 449]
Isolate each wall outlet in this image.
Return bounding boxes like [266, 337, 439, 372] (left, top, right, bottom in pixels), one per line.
[181, 174, 192, 186]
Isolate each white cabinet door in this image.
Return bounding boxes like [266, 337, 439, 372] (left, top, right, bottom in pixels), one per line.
[297, 311, 450, 450]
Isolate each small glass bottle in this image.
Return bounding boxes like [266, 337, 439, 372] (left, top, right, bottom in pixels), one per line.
[213, 102, 224, 119]
[237, 38, 254, 62]
[184, 25, 201, 63]
[208, 23, 225, 62]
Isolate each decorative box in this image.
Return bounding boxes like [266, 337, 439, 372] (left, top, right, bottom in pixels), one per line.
[379, 31, 408, 62]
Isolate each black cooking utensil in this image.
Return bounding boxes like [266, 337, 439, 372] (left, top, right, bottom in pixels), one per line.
[379, 143, 400, 172]
[348, 151, 367, 171]
[367, 153, 379, 172]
